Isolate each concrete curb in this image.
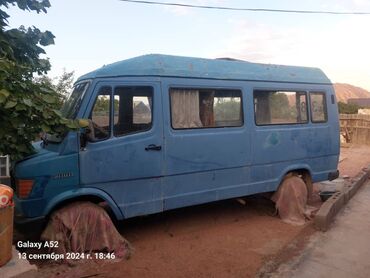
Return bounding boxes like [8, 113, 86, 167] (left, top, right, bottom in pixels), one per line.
[314, 165, 370, 232]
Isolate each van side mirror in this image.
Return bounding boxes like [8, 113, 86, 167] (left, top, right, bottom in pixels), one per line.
[78, 119, 90, 128]
[80, 123, 97, 149]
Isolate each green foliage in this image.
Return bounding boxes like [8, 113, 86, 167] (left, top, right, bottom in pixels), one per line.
[214, 98, 241, 120]
[35, 69, 75, 106]
[0, 1, 80, 160]
[54, 70, 75, 97]
[338, 101, 359, 114]
[93, 96, 110, 115]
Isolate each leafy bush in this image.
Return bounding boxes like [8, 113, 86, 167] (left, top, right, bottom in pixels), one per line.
[0, 1, 80, 160]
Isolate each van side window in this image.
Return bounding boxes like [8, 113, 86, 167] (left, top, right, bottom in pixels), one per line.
[113, 86, 153, 136]
[310, 92, 327, 123]
[90, 86, 112, 141]
[170, 88, 243, 129]
[254, 90, 308, 125]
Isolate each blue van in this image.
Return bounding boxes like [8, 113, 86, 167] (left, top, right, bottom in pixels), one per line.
[13, 54, 339, 226]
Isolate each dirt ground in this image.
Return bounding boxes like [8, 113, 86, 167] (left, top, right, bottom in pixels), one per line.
[16, 144, 370, 278]
[338, 144, 370, 177]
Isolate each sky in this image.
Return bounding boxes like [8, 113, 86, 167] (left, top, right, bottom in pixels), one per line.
[5, 0, 370, 91]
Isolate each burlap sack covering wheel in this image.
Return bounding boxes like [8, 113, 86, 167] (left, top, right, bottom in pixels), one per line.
[271, 176, 318, 226]
[41, 202, 131, 259]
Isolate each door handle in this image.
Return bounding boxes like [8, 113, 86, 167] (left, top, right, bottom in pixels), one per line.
[145, 144, 162, 151]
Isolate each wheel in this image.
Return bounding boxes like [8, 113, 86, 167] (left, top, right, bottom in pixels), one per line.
[271, 176, 309, 225]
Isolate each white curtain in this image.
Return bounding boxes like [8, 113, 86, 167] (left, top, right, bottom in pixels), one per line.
[171, 89, 203, 128]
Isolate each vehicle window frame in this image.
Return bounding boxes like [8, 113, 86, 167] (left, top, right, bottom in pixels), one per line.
[60, 80, 91, 119]
[88, 86, 113, 142]
[169, 87, 244, 130]
[253, 89, 309, 126]
[112, 85, 154, 138]
[309, 91, 328, 123]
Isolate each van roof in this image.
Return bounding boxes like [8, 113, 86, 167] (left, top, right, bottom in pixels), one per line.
[77, 54, 331, 84]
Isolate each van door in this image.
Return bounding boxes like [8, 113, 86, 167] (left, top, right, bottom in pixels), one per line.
[162, 82, 251, 210]
[79, 81, 163, 218]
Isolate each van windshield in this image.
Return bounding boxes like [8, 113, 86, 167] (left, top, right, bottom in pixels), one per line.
[60, 81, 90, 119]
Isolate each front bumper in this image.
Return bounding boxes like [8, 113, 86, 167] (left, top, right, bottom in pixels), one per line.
[14, 213, 46, 234]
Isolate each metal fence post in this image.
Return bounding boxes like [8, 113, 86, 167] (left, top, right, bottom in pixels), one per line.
[5, 155, 9, 177]
[0, 155, 10, 177]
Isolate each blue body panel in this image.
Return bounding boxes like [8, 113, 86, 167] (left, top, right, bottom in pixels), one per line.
[14, 54, 339, 221]
[78, 54, 330, 85]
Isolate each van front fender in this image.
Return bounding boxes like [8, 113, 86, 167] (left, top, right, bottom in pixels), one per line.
[44, 188, 124, 220]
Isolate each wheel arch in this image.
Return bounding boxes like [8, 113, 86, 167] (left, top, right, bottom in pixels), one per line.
[278, 166, 313, 197]
[43, 188, 124, 221]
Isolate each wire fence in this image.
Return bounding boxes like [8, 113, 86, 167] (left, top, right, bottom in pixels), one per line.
[340, 114, 370, 144]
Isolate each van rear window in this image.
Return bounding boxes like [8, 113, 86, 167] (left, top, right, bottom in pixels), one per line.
[170, 88, 243, 129]
[310, 92, 328, 123]
[254, 90, 308, 125]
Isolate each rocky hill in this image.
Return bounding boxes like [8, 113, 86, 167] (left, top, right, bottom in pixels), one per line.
[334, 83, 370, 103]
